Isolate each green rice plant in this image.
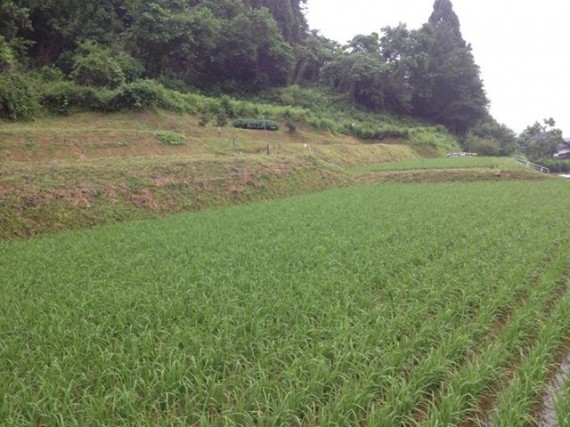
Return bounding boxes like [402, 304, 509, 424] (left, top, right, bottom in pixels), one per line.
[351, 156, 509, 173]
[1, 181, 570, 425]
[490, 279, 570, 426]
[554, 377, 570, 427]
[425, 241, 570, 426]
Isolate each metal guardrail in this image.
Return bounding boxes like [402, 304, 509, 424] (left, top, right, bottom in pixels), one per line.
[512, 157, 550, 174]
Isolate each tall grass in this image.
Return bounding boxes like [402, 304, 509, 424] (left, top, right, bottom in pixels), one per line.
[1, 180, 569, 425]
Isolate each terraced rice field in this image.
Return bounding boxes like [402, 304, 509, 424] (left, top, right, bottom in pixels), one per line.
[1, 179, 570, 426]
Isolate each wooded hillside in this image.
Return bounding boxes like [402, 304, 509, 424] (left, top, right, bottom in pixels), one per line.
[1, 0, 506, 141]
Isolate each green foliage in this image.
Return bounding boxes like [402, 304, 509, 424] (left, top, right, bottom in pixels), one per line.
[2, 180, 570, 424]
[410, 0, 488, 133]
[213, 7, 295, 90]
[71, 41, 126, 89]
[0, 73, 40, 120]
[156, 131, 186, 145]
[286, 120, 296, 132]
[322, 51, 390, 111]
[533, 159, 570, 173]
[518, 118, 563, 161]
[463, 135, 501, 156]
[353, 125, 410, 141]
[0, 34, 15, 72]
[110, 80, 166, 110]
[466, 119, 517, 156]
[233, 118, 279, 130]
[352, 156, 506, 172]
[40, 81, 113, 115]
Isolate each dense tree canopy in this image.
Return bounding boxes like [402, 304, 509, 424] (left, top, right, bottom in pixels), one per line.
[0, 0, 498, 137]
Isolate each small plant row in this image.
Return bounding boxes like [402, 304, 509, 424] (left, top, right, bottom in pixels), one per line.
[490, 280, 570, 426]
[2, 181, 570, 425]
[423, 240, 570, 426]
[233, 118, 279, 131]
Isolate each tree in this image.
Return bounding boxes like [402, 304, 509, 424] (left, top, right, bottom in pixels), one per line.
[464, 117, 517, 156]
[244, 0, 308, 44]
[518, 118, 563, 161]
[321, 49, 389, 110]
[126, 0, 220, 82]
[291, 31, 340, 83]
[213, 7, 294, 90]
[412, 0, 488, 133]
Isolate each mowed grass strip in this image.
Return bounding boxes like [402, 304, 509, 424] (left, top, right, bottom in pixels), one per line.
[1, 180, 569, 425]
[349, 156, 512, 173]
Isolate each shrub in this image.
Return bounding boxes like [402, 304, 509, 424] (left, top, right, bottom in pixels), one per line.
[233, 118, 279, 131]
[110, 80, 164, 111]
[39, 65, 66, 82]
[536, 159, 570, 173]
[463, 135, 501, 156]
[286, 120, 296, 133]
[0, 35, 15, 73]
[220, 95, 237, 118]
[70, 41, 125, 89]
[216, 109, 228, 127]
[156, 131, 186, 146]
[0, 74, 40, 120]
[40, 81, 113, 115]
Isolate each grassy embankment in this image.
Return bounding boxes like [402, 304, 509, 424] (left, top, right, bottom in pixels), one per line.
[0, 107, 548, 239]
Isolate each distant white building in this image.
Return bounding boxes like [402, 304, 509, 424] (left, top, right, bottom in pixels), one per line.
[554, 138, 570, 159]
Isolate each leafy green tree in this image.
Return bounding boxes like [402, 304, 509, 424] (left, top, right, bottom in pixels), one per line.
[412, 0, 488, 133]
[19, 0, 133, 65]
[126, 0, 220, 83]
[70, 40, 142, 88]
[291, 31, 340, 83]
[322, 49, 389, 110]
[465, 117, 517, 156]
[379, 24, 432, 113]
[213, 7, 294, 90]
[0, 0, 32, 64]
[518, 118, 563, 161]
[244, 0, 308, 44]
[347, 33, 380, 55]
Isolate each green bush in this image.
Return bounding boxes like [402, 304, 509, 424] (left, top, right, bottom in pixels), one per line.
[463, 135, 501, 156]
[536, 159, 570, 173]
[0, 74, 40, 120]
[233, 118, 279, 131]
[352, 125, 409, 140]
[156, 131, 186, 146]
[70, 41, 125, 89]
[110, 80, 164, 111]
[40, 81, 113, 115]
[0, 35, 17, 73]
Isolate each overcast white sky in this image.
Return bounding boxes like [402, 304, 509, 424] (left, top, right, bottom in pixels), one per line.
[305, 0, 570, 136]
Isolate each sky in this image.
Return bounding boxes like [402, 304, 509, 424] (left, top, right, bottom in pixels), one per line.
[305, 0, 570, 136]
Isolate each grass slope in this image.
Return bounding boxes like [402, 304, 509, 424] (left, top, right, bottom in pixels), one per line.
[1, 180, 569, 425]
[0, 111, 421, 239]
[0, 111, 548, 239]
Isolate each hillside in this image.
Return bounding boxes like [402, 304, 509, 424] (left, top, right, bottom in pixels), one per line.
[0, 110, 545, 240]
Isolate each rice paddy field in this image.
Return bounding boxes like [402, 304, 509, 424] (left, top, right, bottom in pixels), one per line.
[350, 156, 513, 173]
[1, 179, 570, 426]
